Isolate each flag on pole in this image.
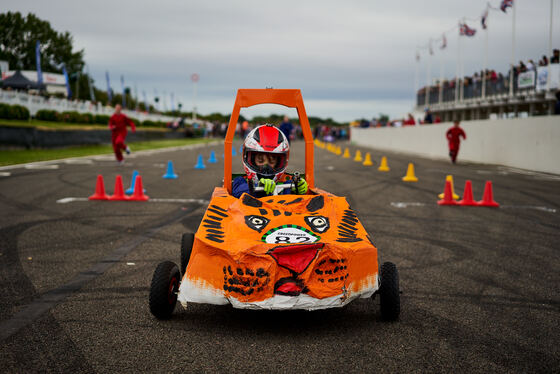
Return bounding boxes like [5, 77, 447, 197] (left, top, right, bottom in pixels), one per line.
[61, 64, 72, 99]
[120, 74, 126, 108]
[481, 8, 489, 29]
[440, 34, 447, 49]
[105, 71, 112, 102]
[500, 0, 513, 13]
[35, 41, 43, 86]
[86, 65, 95, 102]
[143, 90, 149, 112]
[460, 23, 477, 37]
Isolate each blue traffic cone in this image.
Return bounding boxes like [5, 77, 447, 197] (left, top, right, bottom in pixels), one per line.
[232, 147, 237, 156]
[163, 160, 178, 179]
[126, 170, 146, 194]
[194, 154, 206, 169]
[208, 151, 218, 163]
[125, 170, 138, 194]
[239, 144, 243, 154]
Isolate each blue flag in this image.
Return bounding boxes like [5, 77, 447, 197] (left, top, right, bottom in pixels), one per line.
[62, 64, 72, 99]
[120, 74, 126, 108]
[105, 71, 112, 102]
[35, 41, 43, 86]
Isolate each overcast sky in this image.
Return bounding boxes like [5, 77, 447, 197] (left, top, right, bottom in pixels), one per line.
[4, 0, 558, 121]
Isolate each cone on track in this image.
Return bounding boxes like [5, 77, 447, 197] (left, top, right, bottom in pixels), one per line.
[378, 156, 390, 172]
[363, 152, 374, 166]
[129, 175, 149, 201]
[335, 146, 342, 156]
[109, 175, 128, 201]
[232, 147, 237, 156]
[125, 170, 138, 194]
[438, 180, 458, 205]
[89, 175, 109, 200]
[354, 150, 363, 162]
[402, 163, 418, 182]
[438, 175, 460, 200]
[342, 148, 350, 158]
[194, 155, 206, 170]
[163, 160, 178, 179]
[208, 151, 218, 164]
[459, 180, 478, 206]
[478, 181, 499, 207]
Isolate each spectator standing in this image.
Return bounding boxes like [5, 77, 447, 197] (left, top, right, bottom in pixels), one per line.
[423, 108, 433, 124]
[403, 114, 415, 126]
[279, 115, 294, 143]
[446, 120, 466, 164]
[551, 49, 559, 63]
[240, 120, 249, 139]
[108, 104, 136, 164]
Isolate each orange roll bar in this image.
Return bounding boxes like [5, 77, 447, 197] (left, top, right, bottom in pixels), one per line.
[223, 89, 315, 194]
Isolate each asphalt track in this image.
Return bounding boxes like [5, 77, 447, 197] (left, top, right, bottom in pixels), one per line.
[0, 139, 559, 373]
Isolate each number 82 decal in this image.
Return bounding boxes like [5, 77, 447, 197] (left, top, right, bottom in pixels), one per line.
[261, 225, 320, 244]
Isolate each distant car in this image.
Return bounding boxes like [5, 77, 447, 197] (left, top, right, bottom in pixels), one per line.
[149, 89, 400, 320]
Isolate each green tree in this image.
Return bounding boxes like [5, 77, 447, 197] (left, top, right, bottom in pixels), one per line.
[0, 11, 84, 74]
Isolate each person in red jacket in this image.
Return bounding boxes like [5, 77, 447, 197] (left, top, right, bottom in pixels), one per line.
[446, 120, 466, 164]
[108, 104, 136, 163]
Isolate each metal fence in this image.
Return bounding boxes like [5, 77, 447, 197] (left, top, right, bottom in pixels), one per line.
[0, 89, 179, 124]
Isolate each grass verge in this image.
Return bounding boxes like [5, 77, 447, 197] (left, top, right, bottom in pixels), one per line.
[0, 138, 216, 166]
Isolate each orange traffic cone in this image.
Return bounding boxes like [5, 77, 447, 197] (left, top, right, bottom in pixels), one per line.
[459, 180, 478, 206]
[129, 175, 149, 201]
[109, 175, 128, 200]
[342, 148, 350, 158]
[437, 180, 458, 205]
[478, 181, 499, 207]
[363, 153, 374, 166]
[89, 175, 109, 200]
[402, 163, 418, 182]
[378, 156, 390, 172]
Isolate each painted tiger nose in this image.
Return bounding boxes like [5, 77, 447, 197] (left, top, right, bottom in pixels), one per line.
[267, 243, 324, 275]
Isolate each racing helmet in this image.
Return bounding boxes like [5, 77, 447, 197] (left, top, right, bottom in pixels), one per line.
[242, 124, 290, 185]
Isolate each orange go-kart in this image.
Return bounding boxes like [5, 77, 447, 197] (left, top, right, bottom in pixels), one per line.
[149, 89, 400, 320]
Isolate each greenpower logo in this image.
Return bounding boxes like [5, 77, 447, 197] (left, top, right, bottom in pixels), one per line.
[261, 225, 320, 244]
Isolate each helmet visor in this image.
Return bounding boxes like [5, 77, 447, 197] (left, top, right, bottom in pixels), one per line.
[246, 151, 286, 177]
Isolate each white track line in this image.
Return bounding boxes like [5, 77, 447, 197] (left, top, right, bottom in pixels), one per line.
[56, 197, 209, 204]
[0, 140, 223, 171]
[390, 201, 556, 213]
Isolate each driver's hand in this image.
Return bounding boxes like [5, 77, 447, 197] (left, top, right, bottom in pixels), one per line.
[259, 178, 276, 195]
[292, 178, 308, 194]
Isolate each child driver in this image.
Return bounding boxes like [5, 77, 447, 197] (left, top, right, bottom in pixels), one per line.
[232, 124, 308, 198]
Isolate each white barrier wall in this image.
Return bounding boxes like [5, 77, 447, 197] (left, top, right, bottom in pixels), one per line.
[351, 116, 560, 175]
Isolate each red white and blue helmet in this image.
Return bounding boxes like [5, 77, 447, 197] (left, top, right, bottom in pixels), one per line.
[243, 124, 290, 185]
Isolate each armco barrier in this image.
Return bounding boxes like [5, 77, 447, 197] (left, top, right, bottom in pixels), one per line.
[351, 116, 560, 175]
[0, 126, 186, 148]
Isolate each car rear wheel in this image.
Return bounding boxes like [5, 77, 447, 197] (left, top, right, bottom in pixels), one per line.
[180, 233, 194, 276]
[149, 261, 180, 320]
[379, 262, 400, 321]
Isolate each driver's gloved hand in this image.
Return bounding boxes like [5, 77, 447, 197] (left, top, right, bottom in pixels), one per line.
[292, 178, 308, 194]
[259, 178, 276, 195]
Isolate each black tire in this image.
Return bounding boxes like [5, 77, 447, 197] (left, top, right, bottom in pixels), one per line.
[379, 262, 400, 321]
[180, 233, 194, 276]
[149, 261, 180, 320]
